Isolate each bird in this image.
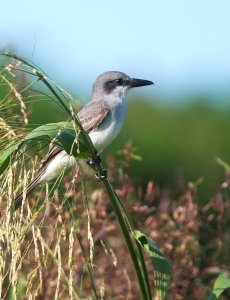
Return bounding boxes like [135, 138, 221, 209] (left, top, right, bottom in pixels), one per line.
[14, 71, 153, 209]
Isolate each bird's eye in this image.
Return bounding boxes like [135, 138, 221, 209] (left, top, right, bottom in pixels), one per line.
[115, 78, 123, 86]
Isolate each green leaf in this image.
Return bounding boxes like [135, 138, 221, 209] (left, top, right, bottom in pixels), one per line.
[22, 122, 91, 157]
[0, 142, 21, 175]
[23, 122, 73, 141]
[208, 274, 230, 300]
[0, 122, 91, 175]
[134, 230, 172, 300]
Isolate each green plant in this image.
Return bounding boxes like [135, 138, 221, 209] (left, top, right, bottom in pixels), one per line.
[0, 52, 172, 299]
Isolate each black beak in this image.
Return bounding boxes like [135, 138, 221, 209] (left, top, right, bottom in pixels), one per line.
[130, 78, 154, 88]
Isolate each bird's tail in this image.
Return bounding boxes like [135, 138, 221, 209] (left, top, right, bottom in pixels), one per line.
[14, 173, 43, 210]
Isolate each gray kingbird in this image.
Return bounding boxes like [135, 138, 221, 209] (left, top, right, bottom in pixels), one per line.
[14, 71, 153, 208]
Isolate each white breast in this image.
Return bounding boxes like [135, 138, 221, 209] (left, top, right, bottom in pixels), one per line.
[89, 98, 127, 152]
[38, 150, 76, 184]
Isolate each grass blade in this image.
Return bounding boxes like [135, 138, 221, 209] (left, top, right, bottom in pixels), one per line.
[134, 230, 172, 300]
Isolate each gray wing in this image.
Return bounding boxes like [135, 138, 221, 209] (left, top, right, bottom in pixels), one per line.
[77, 100, 110, 133]
[38, 147, 63, 171]
[35, 101, 110, 174]
[30, 101, 110, 172]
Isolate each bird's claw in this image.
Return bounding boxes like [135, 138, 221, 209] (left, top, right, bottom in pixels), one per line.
[87, 159, 96, 168]
[95, 169, 107, 181]
[87, 153, 102, 169]
[92, 153, 101, 164]
[87, 153, 106, 180]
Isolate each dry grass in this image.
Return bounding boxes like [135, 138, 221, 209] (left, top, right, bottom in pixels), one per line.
[1, 151, 230, 299]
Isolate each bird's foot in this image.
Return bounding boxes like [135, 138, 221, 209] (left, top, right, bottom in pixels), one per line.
[87, 153, 102, 168]
[87, 153, 107, 180]
[92, 153, 101, 164]
[87, 159, 97, 169]
[95, 169, 107, 181]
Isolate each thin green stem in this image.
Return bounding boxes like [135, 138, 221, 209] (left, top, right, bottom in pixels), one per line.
[101, 180, 150, 300]
[114, 192, 152, 297]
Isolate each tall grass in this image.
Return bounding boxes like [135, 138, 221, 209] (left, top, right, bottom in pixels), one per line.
[0, 52, 172, 299]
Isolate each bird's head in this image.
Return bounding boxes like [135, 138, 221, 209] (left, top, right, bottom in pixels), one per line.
[91, 71, 153, 100]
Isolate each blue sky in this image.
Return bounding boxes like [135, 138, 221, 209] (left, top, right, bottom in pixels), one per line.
[1, 1, 230, 101]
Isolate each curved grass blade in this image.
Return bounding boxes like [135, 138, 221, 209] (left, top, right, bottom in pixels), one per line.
[0, 51, 72, 116]
[0, 122, 91, 175]
[134, 230, 172, 300]
[22, 122, 91, 157]
[0, 142, 21, 174]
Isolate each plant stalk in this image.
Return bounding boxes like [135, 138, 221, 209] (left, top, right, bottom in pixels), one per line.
[0, 51, 151, 299]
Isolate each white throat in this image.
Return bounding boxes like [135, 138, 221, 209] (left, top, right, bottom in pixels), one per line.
[89, 95, 127, 152]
